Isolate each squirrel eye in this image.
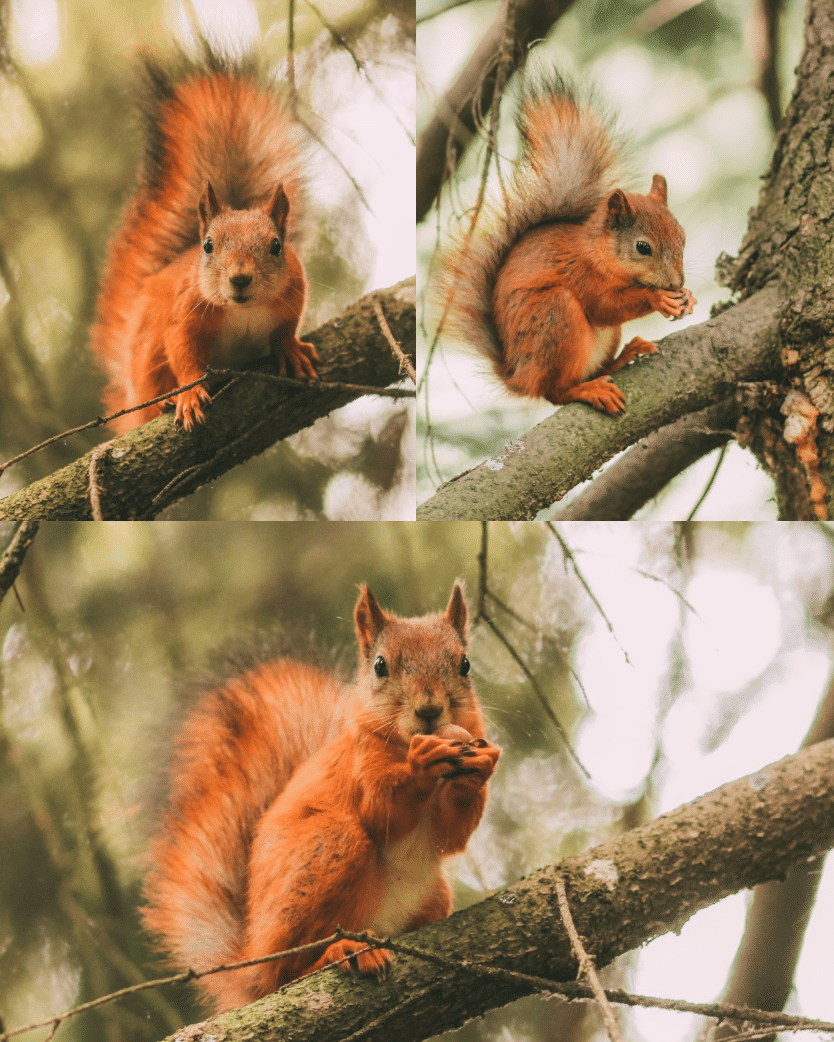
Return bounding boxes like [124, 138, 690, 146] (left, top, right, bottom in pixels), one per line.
[203, 237, 213, 255]
[373, 655, 388, 678]
[636, 240, 652, 256]
[269, 237, 282, 256]
[460, 655, 470, 677]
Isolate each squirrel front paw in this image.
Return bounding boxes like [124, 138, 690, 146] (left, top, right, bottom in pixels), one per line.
[175, 384, 212, 430]
[651, 288, 697, 319]
[278, 337, 319, 380]
[408, 733, 500, 783]
[319, 938, 392, 981]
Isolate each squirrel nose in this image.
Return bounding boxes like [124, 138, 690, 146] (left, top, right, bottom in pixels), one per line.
[230, 274, 252, 289]
[415, 704, 442, 729]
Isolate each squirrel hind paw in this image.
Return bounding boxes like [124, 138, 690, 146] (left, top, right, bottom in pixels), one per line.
[548, 375, 626, 415]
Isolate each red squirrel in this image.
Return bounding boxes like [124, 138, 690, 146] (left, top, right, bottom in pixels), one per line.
[142, 582, 501, 1012]
[90, 50, 318, 433]
[436, 75, 696, 414]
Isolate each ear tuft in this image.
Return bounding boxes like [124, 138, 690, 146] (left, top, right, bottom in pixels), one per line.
[198, 181, 222, 238]
[354, 585, 388, 659]
[649, 174, 668, 204]
[445, 581, 469, 642]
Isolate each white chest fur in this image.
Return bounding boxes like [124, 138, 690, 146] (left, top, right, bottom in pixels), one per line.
[211, 304, 276, 365]
[584, 325, 618, 377]
[371, 806, 445, 937]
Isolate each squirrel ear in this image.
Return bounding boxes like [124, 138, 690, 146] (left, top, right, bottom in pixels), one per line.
[266, 183, 289, 236]
[649, 174, 668, 203]
[198, 182, 222, 237]
[445, 581, 469, 642]
[354, 585, 388, 659]
[606, 189, 632, 224]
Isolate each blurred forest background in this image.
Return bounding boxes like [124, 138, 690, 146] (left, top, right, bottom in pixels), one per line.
[0, 0, 415, 519]
[1, 520, 834, 1041]
[417, 0, 805, 519]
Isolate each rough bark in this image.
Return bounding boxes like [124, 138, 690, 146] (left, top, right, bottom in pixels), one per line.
[0, 280, 415, 521]
[418, 286, 781, 520]
[551, 398, 739, 520]
[713, 0, 834, 517]
[159, 737, 834, 1042]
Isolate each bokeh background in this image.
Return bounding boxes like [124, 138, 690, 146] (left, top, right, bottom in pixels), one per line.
[1, 520, 833, 1041]
[417, 0, 805, 518]
[0, 0, 415, 519]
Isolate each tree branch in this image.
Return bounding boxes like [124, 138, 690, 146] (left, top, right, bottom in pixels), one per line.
[551, 397, 740, 520]
[0, 521, 39, 604]
[158, 736, 834, 1041]
[417, 285, 782, 519]
[0, 279, 415, 520]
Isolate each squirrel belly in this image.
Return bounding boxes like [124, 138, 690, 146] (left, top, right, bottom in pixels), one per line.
[90, 52, 318, 433]
[436, 76, 696, 415]
[142, 583, 501, 1013]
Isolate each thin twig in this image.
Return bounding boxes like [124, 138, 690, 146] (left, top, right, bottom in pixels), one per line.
[373, 299, 416, 384]
[88, 441, 113, 521]
[206, 366, 415, 398]
[481, 613, 590, 778]
[477, 521, 489, 618]
[4, 924, 834, 1041]
[487, 589, 591, 708]
[0, 375, 211, 476]
[303, 0, 415, 146]
[0, 933, 343, 1041]
[686, 442, 728, 520]
[555, 875, 622, 1042]
[0, 521, 40, 605]
[546, 523, 631, 665]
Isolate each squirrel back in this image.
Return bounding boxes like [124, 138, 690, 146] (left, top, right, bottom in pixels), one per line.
[91, 48, 316, 432]
[142, 583, 500, 1013]
[434, 74, 695, 414]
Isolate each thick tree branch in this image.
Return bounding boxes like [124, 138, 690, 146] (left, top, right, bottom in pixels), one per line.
[159, 736, 834, 1042]
[551, 398, 740, 520]
[418, 284, 782, 519]
[0, 280, 415, 520]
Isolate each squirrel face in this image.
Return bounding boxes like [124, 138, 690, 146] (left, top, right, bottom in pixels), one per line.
[351, 583, 485, 745]
[197, 181, 291, 307]
[605, 176, 686, 290]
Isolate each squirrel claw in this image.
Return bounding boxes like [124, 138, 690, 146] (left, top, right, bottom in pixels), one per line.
[175, 385, 212, 430]
[278, 338, 319, 380]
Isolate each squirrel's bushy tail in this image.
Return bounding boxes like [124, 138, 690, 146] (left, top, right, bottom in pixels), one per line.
[433, 75, 628, 364]
[142, 659, 346, 1010]
[91, 48, 307, 414]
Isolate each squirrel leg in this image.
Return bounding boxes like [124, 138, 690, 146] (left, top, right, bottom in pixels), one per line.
[245, 812, 390, 998]
[271, 324, 319, 380]
[606, 336, 658, 373]
[433, 741, 501, 854]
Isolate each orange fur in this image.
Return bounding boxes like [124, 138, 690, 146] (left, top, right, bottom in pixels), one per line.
[90, 53, 316, 432]
[438, 78, 696, 415]
[142, 583, 500, 1013]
